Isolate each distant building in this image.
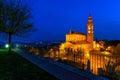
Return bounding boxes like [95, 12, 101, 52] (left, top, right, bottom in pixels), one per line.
[60, 15, 99, 55]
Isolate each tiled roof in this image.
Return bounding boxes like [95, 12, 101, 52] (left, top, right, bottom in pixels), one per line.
[67, 31, 86, 35]
[68, 41, 90, 44]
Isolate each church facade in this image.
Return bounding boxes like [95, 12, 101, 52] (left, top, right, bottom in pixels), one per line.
[59, 15, 97, 54]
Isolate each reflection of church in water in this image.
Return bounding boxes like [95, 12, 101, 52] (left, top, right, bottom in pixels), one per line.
[60, 15, 99, 54]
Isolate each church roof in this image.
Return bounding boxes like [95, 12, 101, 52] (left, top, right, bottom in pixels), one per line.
[69, 41, 90, 44]
[67, 31, 85, 35]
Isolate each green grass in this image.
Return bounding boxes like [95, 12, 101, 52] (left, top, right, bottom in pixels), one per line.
[0, 49, 9, 54]
[0, 49, 58, 80]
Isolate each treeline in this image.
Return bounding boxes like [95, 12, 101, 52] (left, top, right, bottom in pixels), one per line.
[97, 40, 120, 46]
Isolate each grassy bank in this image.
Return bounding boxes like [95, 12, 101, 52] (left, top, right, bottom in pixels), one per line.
[0, 49, 58, 80]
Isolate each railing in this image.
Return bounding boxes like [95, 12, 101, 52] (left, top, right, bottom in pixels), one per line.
[37, 55, 108, 80]
[15, 48, 109, 80]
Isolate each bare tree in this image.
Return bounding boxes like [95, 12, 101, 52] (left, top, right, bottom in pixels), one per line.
[0, 0, 34, 54]
[113, 43, 120, 56]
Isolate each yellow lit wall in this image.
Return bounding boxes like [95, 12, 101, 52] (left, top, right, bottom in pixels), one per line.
[66, 34, 86, 42]
[59, 42, 92, 56]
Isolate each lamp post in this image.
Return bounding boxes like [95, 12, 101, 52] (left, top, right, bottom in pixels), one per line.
[86, 59, 91, 73]
[85, 52, 91, 73]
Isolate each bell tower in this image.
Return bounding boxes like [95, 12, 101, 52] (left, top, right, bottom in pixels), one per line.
[87, 15, 94, 43]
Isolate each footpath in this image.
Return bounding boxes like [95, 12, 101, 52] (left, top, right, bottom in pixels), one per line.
[14, 49, 108, 80]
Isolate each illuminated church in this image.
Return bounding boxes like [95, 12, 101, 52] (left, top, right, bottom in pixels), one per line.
[60, 15, 97, 54]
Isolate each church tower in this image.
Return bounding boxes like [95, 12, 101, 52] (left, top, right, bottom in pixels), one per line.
[87, 15, 94, 43]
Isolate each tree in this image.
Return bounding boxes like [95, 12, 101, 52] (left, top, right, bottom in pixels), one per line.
[98, 60, 119, 79]
[64, 48, 72, 60]
[75, 48, 84, 60]
[0, 0, 33, 54]
[52, 46, 59, 59]
[113, 43, 120, 56]
[39, 47, 47, 56]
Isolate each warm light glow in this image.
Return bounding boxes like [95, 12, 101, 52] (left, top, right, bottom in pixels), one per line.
[88, 31, 91, 33]
[104, 51, 110, 55]
[88, 27, 91, 30]
[107, 46, 111, 50]
[85, 53, 90, 59]
[96, 44, 99, 48]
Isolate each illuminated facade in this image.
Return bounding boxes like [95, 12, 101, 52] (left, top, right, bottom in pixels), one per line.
[60, 15, 97, 55]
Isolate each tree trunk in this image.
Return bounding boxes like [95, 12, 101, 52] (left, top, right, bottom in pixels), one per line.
[8, 33, 12, 54]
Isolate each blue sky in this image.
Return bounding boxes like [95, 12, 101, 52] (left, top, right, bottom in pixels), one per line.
[18, 0, 120, 41]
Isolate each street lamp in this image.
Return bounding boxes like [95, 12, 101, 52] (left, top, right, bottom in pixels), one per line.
[5, 44, 9, 48]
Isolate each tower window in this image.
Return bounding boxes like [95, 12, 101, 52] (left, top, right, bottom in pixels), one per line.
[88, 31, 91, 33]
[88, 27, 91, 30]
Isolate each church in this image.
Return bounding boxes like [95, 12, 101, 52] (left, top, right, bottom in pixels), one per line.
[59, 15, 97, 54]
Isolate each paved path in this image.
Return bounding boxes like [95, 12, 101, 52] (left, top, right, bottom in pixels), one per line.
[13, 49, 108, 80]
